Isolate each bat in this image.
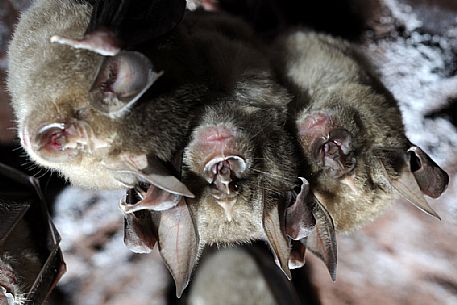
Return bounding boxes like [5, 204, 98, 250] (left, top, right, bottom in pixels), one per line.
[273, 30, 449, 235]
[7, 0, 191, 194]
[122, 92, 337, 295]
[121, 89, 299, 295]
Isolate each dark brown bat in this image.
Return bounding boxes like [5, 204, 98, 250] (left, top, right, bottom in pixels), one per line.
[0, 221, 42, 305]
[120, 92, 301, 295]
[273, 30, 449, 236]
[122, 92, 338, 294]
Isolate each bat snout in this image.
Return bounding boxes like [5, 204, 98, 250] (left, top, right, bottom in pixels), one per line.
[28, 121, 89, 163]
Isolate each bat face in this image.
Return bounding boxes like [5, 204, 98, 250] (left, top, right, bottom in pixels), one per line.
[184, 110, 263, 244]
[8, 0, 132, 189]
[8, 0, 198, 195]
[295, 87, 397, 231]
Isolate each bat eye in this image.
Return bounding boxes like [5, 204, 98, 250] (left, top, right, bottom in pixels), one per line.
[232, 182, 240, 192]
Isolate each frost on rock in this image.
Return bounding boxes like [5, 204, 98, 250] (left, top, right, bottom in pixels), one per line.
[362, 0, 457, 167]
[53, 187, 170, 305]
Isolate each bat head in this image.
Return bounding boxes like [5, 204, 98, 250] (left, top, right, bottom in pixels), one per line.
[8, 0, 165, 189]
[296, 85, 449, 231]
[184, 106, 261, 242]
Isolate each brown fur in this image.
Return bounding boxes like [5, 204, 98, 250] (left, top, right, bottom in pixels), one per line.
[275, 31, 430, 231]
[183, 95, 298, 247]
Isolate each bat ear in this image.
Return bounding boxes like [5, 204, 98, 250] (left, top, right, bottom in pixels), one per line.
[112, 154, 194, 198]
[306, 196, 337, 281]
[120, 185, 182, 214]
[155, 198, 199, 298]
[140, 155, 194, 198]
[121, 189, 157, 253]
[88, 51, 163, 117]
[285, 177, 315, 241]
[407, 146, 449, 198]
[377, 149, 441, 219]
[263, 203, 291, 280]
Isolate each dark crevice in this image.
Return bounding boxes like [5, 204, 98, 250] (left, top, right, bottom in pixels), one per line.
[427, 275, 457, 296]
[425, 97, 457, 128]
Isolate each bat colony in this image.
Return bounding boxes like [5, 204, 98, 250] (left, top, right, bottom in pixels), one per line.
[6, 0, 449, 298]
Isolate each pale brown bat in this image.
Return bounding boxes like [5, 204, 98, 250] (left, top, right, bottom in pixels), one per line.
[273, 30, 449, 237]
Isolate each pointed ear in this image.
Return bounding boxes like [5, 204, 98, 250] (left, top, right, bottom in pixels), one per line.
[121, 189, 157, 253]
[285, 177, 315, 241]
[117, 154, 194, 198]
[155, 198, 199, 298]
[407, 146, 449, 198]
[88, 51, 163, 117]
[123, 211, 157, 253]
[263, 200, 291, 280]
[377, 152, 441, 219]
[306, 196, 337, 281]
